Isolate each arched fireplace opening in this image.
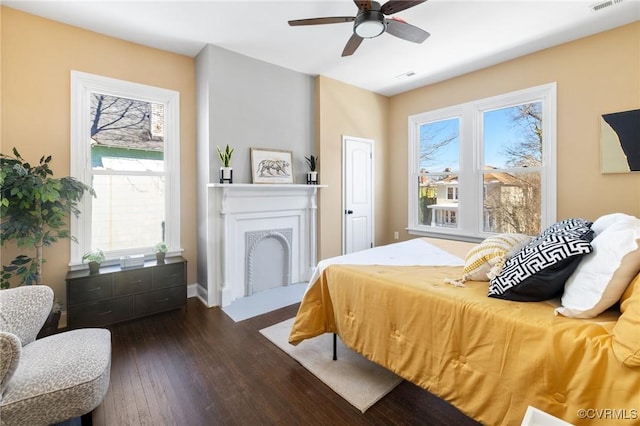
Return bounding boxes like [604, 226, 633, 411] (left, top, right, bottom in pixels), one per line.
[245, 228, 292, 296]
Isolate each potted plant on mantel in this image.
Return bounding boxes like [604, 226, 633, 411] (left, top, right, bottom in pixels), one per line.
[305, 155, 318, 185]
[0, 148, 95, 335]
[217, 144, 234, 184]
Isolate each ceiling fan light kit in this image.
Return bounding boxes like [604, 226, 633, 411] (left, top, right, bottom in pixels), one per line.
[354, 10, 386, 38]
[288, 0, 429, 57]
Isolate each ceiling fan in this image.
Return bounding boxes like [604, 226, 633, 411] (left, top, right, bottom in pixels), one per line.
[288, 0, 430, 57]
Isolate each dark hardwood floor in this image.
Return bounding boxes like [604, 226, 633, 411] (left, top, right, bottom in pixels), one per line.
[81, 298, 481, 425]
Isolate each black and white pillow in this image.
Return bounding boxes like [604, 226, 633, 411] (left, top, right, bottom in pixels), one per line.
[488, 218, 594, 302]
[538, 218, 593, 239]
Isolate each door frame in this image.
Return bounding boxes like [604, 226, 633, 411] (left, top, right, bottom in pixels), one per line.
[342, 135, 375, 255]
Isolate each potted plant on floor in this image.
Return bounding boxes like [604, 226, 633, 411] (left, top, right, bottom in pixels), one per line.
[0, 148, 95, 334]
[217, 144, 234, 183]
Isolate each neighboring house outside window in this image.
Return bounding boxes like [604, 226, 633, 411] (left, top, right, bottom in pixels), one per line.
[70, 71, 181, 265]
[429, 173, 459, 228]
[409, 83, 557, 241]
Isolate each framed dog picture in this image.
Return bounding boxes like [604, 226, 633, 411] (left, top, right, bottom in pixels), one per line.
[250, 148, 294, 184]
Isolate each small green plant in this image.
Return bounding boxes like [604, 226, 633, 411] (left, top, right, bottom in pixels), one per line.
[82, 249, 105, 264]
[217, 145, 234, 167]
[153, 242, 168, 253]
[305, 155, 318, 172]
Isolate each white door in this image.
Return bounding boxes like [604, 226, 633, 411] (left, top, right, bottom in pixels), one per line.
[343, 136, 374, 254]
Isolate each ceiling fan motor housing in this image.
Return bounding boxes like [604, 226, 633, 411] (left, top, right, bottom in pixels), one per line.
[354, 10, 386, 38]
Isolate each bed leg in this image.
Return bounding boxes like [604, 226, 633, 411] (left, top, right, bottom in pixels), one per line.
[333, 333, 337, 361]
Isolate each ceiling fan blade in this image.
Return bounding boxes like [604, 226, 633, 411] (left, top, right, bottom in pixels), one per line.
[342, 33, 364, 57]
[288, 16, 355, 26]
[385, 18, 430, 43]
[380, 0, 427, 15]
[353, 0, 372, 11]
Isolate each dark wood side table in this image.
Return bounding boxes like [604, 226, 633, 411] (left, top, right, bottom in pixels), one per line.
[66, 256, 187, 329]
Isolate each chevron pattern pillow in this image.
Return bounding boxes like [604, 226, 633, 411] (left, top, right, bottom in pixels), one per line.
[488, 218, 594, 301]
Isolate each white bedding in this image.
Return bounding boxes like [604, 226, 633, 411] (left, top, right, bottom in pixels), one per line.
[308, 238, 465, 289]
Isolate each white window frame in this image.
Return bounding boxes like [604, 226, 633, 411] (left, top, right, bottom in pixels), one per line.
[408, 83, 557, 241]
[70, 71, 181, 266]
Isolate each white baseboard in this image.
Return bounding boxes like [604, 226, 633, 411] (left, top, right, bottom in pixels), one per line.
[187, 282, 198, 298]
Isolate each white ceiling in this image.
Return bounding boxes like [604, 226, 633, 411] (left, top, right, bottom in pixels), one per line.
[5, 0, 640, 96]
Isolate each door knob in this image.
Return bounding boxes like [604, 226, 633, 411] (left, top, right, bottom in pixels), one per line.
[346, 210, 354, 215]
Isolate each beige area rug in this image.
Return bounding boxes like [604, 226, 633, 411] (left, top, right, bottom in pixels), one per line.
[259, 318, 403, 413]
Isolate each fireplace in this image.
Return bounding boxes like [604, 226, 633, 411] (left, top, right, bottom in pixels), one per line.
[245, 228, 292, 296]
[203, 184, 322, 307]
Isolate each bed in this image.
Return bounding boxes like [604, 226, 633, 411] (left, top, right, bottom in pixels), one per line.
[288, 233, 640, 426]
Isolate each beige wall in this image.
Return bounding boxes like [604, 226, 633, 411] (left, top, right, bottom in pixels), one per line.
[388, 22, 640, 243]
[316, 76, 389, 259]
[0, 7, 197, 306]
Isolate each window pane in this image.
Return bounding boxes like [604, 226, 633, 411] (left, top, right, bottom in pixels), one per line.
[483, 102, 542, 168]
[482, 171, 541, 234]
[88, 91, 167, 254]
[91, 175, 166, 251]
[419, 118, 460, 172]
[90, 93, 164, 171]
[418, 174, 459, 228]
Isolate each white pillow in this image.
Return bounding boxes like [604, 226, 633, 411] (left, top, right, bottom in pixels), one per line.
[555, 214, 640, 318]
[591, 212, 633, 235]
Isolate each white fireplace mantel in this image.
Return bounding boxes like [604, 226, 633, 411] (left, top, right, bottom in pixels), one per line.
[204, 184, 325, 307]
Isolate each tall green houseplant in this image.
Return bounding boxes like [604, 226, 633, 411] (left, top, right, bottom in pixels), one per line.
[0, 148, 94, 288]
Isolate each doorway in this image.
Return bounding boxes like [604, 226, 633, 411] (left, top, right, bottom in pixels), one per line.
[342, 135, 374, 254]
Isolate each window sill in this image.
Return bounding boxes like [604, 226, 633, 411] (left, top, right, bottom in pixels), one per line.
[407, 227, 483, 244]
[68, 250, 184, 271]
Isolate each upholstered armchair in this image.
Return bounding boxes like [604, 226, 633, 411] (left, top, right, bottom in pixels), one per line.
[0, 285, 111, 426]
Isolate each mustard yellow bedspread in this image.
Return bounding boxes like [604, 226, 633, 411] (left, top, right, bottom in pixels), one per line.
[289, 264, 640, 426]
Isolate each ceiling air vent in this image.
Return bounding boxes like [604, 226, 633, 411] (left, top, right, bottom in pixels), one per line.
[395, 71, 416, 80]
[590, 0, 624, 12]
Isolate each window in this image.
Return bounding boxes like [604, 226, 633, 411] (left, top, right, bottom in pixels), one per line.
[408, 83, 556, 240]
[446, 187, 458, 201]
[70, 71, 180, 265]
